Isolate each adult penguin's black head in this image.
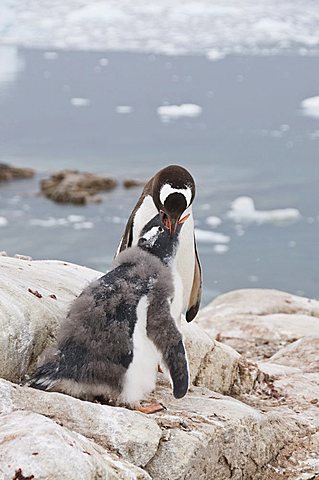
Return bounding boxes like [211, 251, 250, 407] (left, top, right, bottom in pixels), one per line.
[151, 165, 195, 236]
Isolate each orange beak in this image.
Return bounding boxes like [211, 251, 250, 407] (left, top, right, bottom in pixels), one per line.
[162, 212, 190, 237]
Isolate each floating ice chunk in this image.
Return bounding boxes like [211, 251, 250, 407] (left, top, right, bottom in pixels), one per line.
[227, 197, 300, 224]
[73, 221, 94, 230]
[206, 49, 226, 61]
[116, 105, 133, 114]
[43, 51, 58, 60]
[195, 229, 230, 243]
[99, 58, 109, 66]
[30, 217, 68, 227]
[0, 217, 8, 227]
[157, 104, 202, 121]
[301, 96, 319, 119]
[67, 215, 85, 223]
[213, 244, 229, 254]
[70, 97, 90, 107]
[206, 216, 222, 227]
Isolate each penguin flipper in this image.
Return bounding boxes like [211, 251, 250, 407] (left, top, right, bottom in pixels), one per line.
[186, 238, 202, 322]
[147, 299, 189, 399]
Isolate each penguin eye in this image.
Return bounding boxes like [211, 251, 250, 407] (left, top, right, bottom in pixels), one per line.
[139, 238, 147, 245]
[158, 226, 164, 233]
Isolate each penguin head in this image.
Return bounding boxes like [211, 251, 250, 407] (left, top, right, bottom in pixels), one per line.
[151, 165, 195, 237]
[138, 214, 183, 263]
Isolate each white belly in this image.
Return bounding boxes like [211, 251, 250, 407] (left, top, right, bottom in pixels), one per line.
[120, 296, 161, 407]
[131, 196, 195, 314]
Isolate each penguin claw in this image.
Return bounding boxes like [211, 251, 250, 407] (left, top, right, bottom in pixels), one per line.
[136, 402, 165, 414]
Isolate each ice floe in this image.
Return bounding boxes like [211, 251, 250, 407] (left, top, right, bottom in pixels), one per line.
[1, 1, 319, 56]
[195, 228, 230, 244]
[157, 104, 202, 121]
[73, 221, 94, 230]
[70, 97, 90, 107]
[206, 216, 222, 228]
[30, 218, 68, 227]
[301, 96, 319, 119]
[0, 217, 8, 227]
[115, 106, 133, 114]
[67, 215, 85, 223]
[206, 49, 226, 61]
[99, 58, 109, 66]
[227, 197, 300, 224]
[43, 51, 58, 60]
[213, 244, 229, 254]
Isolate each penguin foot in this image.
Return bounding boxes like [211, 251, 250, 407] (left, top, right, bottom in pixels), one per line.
[136, 402, 165, 414]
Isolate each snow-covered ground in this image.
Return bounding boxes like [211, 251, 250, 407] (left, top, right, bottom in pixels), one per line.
[1, 0, 319, 56]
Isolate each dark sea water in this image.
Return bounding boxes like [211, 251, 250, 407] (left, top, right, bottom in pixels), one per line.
[0, 47, 319, 304]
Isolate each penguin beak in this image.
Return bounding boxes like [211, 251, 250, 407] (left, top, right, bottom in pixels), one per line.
[160, 211, 190, 238]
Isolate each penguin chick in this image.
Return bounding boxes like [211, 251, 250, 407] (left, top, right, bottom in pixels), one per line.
[28, 215, 189, 412]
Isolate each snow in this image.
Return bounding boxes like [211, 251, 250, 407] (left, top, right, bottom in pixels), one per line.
[206, 216, 222, 228]
[157, 104, 202, 121]
[116, 106, 133, 114]
[227, 197, 301, 224]
[3, 0, 317, 56]
[0, 217, 8, 227]
[195, 229, 230, 244]
[70, 97, 90, 107]
[301, 96, 319, 119]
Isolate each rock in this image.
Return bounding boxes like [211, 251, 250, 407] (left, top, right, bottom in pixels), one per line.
[0, 379, 162, 467]
[197, 289, 319, 359]
[0, 411, 150, 480]
[146, 386, 298, 480]
[0, 255, 100, 382]
[0, 379, 297, 480]
[256, 337, 319, 427]
[180, 319, 213, 383]
[40, 170, 117, 204]
[0, 163, 34, 182]
[196, 289, 319, 479]
[194, 339, 241, 394]
[1, 257, 317, 479]
[268, 336, 319, 372]
[179, 318, 255, 395]
[123, 179, 146, 189]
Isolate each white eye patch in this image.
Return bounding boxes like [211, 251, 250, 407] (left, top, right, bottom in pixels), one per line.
[140, 226, 163, 246]
[159, 184, 192, 208]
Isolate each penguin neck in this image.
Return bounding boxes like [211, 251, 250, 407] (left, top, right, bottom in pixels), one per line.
[158, 242, 178, 267]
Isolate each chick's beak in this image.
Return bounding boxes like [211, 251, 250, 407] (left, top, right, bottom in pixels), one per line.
[160, 211, 190, 238]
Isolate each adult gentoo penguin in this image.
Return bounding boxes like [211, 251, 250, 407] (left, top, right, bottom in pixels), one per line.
[28, 214, 189, 413]
[117, 165, 202, 322]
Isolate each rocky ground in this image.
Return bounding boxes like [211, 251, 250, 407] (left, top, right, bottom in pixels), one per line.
[40, 170, 118, 204]
[0, 164, 34, 182]
[0, 253, 318, 480]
